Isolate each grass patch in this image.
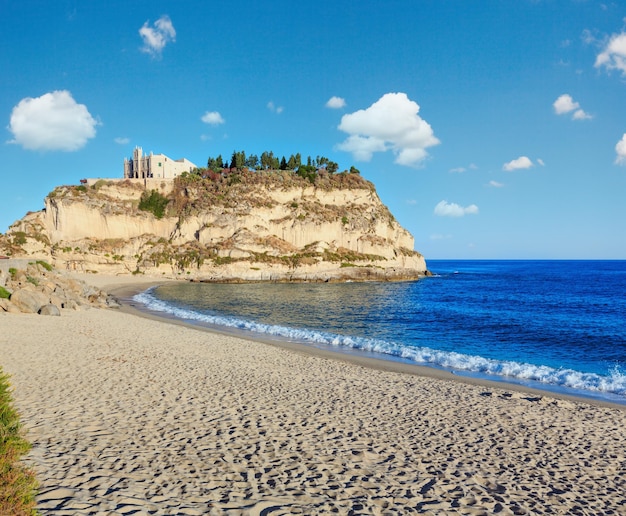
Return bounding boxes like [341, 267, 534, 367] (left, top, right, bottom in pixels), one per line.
[0, 287, 10, 299]
[11, 233, 27, 246]
[35, 261, 52, 272]
[0, 369, 38, 515]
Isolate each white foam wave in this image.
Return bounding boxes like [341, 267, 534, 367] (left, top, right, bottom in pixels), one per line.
[134, 289, 626, 397]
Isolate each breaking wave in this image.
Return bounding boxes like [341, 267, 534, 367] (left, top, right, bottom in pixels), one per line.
[133, 288, 626, 399]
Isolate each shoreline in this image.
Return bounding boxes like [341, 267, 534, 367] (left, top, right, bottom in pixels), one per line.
[104, 275, 626, 411]
[2, 272, 626, 513]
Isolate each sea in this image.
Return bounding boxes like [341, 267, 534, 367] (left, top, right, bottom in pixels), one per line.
[131, 260, 626, 405]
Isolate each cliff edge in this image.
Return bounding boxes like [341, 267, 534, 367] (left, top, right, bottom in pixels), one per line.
[0, 170, 428, 282]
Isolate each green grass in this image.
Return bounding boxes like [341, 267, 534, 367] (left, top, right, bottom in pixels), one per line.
[0, 369, 38, 515]
[29, 261, 52, 272]
[0, 287, 10, 300]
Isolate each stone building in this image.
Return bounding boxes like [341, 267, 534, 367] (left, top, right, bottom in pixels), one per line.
[123, 147, 197, 179]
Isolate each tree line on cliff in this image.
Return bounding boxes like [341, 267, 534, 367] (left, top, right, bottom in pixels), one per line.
[193, 150, 360, 184]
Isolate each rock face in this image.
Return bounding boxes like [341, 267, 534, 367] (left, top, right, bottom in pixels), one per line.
[1, 171, 428, 282]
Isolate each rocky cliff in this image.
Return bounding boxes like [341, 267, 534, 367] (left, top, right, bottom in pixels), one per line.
[1, 170, 428, 282]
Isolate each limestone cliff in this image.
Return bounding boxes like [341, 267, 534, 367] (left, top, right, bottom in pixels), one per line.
[1, 171, 428, 282]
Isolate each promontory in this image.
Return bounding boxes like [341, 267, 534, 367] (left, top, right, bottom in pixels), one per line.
[0, 154, 427, 282]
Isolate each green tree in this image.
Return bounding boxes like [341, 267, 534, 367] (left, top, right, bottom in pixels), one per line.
[207, 155, 224, 171]
[260, 151, 271, 169]
[246, 154, 259, 169]
[230, 150, 246, 170]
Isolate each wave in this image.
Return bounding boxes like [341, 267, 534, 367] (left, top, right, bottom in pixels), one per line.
[134, 289, 626, 398]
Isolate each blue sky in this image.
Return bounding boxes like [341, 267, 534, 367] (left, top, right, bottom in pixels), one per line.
[2, 0, 626, 259]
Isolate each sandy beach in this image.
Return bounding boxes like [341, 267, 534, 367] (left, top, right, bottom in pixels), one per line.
[1, 275, 625, 515]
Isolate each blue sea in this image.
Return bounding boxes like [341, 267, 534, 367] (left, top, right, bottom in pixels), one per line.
[131, 260, 626, 404]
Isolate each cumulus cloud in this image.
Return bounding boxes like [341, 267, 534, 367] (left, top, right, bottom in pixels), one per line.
[503, 156, 533, 171]
[267, 101, 283, 114]
[201, 111, 225, 125]
[139, 15, 176, 57]
[434, 200, 479, 217]
[488, 180, 504, 188]
[595, 31, 626, 75]
[7, 90, 98, 151]
[326, 96, 346, 109]
[553, 94, 591, 120]
[553, 94, 579, 114]
[615, 134, 626, 164]
[337, 92, 439, 167]
[114, 137, 130, 145]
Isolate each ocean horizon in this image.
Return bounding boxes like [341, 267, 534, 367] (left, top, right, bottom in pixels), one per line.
[131, 259, 626, 405]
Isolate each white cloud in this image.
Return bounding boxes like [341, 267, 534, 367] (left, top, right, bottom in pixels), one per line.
[615, 134, 626, 164]
[553, 94, 591, 120]
[406, 199, 417, 205]
[503, 156, 533, 171]
[139, 15, 176, 57]
[488, 180, 504, 188]
[326, 96, 346, 109]
[537, 158, 545, 166]
[114, 137, 130, 145]
[201, 111, 225, 125]
[553, 94, 579, 115]
[434, 200, 479, 217]
[7, 90, 98, 151]
[449, 164, 477, 173]
[572, 109, 592, 120]
[595, 31, 626, 75]
[430, 234, 452, 240]
[337, 92, 439, 167]
[267, 101, 283, 114]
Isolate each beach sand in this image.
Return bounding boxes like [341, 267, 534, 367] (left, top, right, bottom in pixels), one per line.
[1, 275, 625, 515]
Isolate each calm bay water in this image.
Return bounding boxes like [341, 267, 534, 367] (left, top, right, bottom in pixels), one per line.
[133, 260, 626, 403]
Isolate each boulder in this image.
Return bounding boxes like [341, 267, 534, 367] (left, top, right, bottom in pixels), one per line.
[38, 304, 61, 316]
[9, 288, 49, 313]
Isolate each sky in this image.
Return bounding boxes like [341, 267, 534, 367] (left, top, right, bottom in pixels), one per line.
[2, 0, 626, 259]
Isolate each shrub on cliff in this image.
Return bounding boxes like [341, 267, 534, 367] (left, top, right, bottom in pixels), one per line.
[138, 190, 170, 219]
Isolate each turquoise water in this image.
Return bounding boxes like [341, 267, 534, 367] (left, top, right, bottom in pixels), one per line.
[132, 260, 626, 403]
